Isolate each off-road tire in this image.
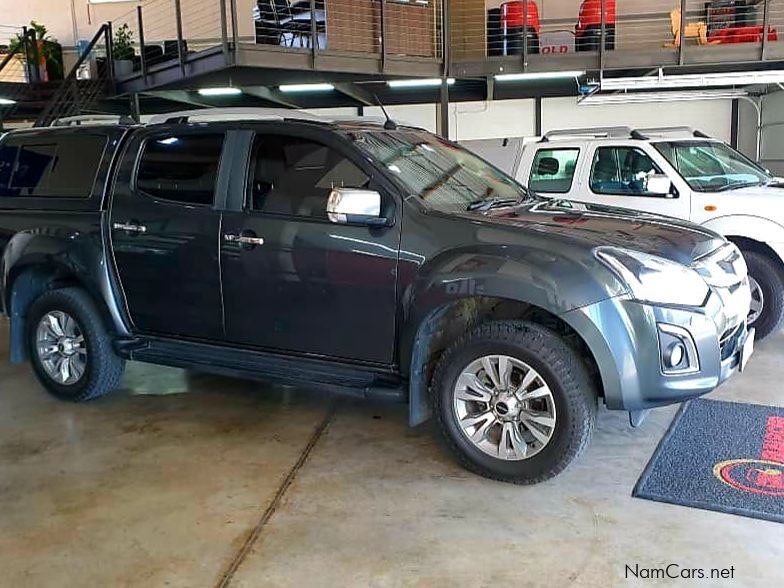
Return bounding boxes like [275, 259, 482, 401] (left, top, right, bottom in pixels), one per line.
[432, 320, 597, 484]
[743, 250, 784, 340]
[27, 287, 125, 402]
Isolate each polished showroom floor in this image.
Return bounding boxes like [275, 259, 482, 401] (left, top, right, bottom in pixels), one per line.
[1, 316, 782, 587]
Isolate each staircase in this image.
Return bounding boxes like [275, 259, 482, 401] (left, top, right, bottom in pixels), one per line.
[0, 24, 115, 128]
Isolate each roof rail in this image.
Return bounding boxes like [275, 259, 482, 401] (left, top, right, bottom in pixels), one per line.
[146, 108, 325, 125]
[50, 114, 134, 127]
[632, 126, 709, 140]
[541, 126, 633, 142]
[541, 126, 713, 142]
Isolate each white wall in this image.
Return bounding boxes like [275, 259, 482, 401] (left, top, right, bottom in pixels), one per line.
[311, 95, 734, 145]
[450, 99, 536, 141]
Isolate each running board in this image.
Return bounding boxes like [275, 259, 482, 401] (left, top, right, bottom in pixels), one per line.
[115, 336, 405, 402]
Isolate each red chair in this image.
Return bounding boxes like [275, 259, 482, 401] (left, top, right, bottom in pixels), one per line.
[710, 25, 778, 45]
[500, 1, 541, 55]
[575, 0, 616, 52]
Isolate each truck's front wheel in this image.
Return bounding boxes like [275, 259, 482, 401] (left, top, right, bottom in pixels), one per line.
[27, 288, 125, 402]
[744, 250, 784, 340]
[432, 321, 597, 484]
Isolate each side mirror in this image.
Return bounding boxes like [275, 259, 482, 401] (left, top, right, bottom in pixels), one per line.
[327, 188, 387, 225]
[645, 174, 675, 198]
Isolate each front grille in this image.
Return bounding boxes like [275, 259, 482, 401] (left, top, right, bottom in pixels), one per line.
[720, 323, 744, 362]
[693, 243, 751, 338]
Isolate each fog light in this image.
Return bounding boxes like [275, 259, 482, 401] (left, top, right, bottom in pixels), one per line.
[666, 342, 685, 368]
[658, 323, 699, 375]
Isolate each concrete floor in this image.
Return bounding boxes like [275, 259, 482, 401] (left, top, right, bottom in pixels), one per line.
[1, 317, 783, 588]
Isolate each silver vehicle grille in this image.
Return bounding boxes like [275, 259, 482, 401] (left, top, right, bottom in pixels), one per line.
[693, 243, 751, 338]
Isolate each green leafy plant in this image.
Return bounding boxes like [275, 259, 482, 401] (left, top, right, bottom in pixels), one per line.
[9, 21, 63, 80]
[113, 24, 135, 61]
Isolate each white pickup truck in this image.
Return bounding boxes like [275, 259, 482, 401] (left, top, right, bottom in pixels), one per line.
[509, 126, 784, 340]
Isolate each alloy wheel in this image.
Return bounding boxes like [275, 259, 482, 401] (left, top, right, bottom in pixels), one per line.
[452, 355, 557, 461]
[35, 311, 87, 386]
[748, 275, 764, 326]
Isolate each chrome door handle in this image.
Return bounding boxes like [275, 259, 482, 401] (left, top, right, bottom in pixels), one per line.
[224, 233, 264, 246]
[113, 222, 147, 234]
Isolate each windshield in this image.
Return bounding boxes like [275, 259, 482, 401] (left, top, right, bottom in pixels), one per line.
[349, 129, 529, 213]
[654, 140, 770, 192]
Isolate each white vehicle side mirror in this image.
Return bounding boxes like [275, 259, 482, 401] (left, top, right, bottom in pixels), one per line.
[646, 174, 674, 198]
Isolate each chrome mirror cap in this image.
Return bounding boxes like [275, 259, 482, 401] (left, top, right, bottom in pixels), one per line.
[327, 188, 384, 225]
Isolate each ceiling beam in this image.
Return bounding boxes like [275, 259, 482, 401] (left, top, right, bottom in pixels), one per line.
[243, 86, 300, 108]
[146, 90, 214, 109]
[333, 82, 376, 106]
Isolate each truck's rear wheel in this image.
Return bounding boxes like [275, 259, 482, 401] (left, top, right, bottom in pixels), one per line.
[432, 320, 597, 484]
[27, 288, 125, 402]
[743, 250, 784, 340]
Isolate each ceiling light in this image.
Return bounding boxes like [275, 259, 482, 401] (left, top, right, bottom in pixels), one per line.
[601, 69, 784, 91]
[387, 78, 456, 88]
[579, 90, 748, 105]
[279, 83, 335, 93]
[197, 87, 242, 96]
[495, 70, 585, 82]
[0, 98, 16, 105]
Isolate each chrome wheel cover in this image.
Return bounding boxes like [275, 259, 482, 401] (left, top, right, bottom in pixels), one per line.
[35, 311, 87, 386]
[452, 355, 557, 461]
[748, 276, 764, 326]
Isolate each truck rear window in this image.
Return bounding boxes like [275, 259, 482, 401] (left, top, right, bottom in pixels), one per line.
[0, 135, 108, 199]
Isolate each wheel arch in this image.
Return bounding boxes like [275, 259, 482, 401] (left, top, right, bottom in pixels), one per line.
[405, 295, 604, 427]
[4, 263, 117, 364]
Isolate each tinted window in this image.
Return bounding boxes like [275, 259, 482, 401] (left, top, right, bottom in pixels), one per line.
[0, 135, 107, 198]
[136, 134, 224, 205]
[590, 147, 663, 196]
[248, 134, 369, 218]
[529, 148, 579, 193]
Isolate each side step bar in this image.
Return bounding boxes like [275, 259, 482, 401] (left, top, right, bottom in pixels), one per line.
[115, 337, 406, 403]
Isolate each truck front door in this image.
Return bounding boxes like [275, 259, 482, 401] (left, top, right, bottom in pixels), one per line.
[581, 144, 691, 218]
[220, 129, 401, 364]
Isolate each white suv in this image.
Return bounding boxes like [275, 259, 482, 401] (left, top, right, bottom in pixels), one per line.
[515, 127, 784, 340]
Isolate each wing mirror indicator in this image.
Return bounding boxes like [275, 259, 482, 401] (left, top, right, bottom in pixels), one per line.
[327, 188, 388, 226]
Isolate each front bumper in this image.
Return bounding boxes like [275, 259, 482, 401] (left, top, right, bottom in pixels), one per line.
[563, 293, 752, 411]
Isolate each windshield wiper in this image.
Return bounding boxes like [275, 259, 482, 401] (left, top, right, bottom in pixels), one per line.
[466, 197, 523, 212]
[715, 181, 761, 192]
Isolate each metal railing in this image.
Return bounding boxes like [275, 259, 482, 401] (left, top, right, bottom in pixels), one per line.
[450, 0, 784, 68]
[33, 24, 115, 127]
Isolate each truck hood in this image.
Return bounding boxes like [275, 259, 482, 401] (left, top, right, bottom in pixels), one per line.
[462, 198, 725, 266]
[705, 183, 784, 201]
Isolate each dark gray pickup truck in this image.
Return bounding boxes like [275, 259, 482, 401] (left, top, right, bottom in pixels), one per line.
[0, 109, 754, 483]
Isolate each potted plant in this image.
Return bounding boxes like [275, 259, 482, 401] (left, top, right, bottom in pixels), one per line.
[9, 21, 64, 81]
[112, 24, 135, 78]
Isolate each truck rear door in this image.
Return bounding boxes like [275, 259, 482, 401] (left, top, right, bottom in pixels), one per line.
[108, 127, 226, 340]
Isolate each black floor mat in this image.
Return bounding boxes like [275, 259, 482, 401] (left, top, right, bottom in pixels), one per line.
[634, 399, 784, 523]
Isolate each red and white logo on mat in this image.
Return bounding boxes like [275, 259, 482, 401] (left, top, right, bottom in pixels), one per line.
[713, 416, 784, 497]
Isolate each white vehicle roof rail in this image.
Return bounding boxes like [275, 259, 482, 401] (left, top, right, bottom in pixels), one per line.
[541, 125, 712, 142]
[146, 108, 326, 125]
[632, 126, 712, 139]
[541, 126, 633, 141]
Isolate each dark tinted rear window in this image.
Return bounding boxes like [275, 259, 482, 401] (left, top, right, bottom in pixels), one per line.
[136, 134, 224, 206]
[0, 134, 108, 198]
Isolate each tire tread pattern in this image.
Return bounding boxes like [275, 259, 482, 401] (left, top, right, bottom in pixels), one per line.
[28, 288, 125, 402]
[432, 320, 597, 484]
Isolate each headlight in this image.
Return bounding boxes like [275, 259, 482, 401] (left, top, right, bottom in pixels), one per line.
[595, 247, 710, 307]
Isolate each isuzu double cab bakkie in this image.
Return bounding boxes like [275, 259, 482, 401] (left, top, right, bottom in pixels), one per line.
[0, 110, 753, 484]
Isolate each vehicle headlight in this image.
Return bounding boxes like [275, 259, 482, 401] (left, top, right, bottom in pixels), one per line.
[595, 247, 710, 307]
